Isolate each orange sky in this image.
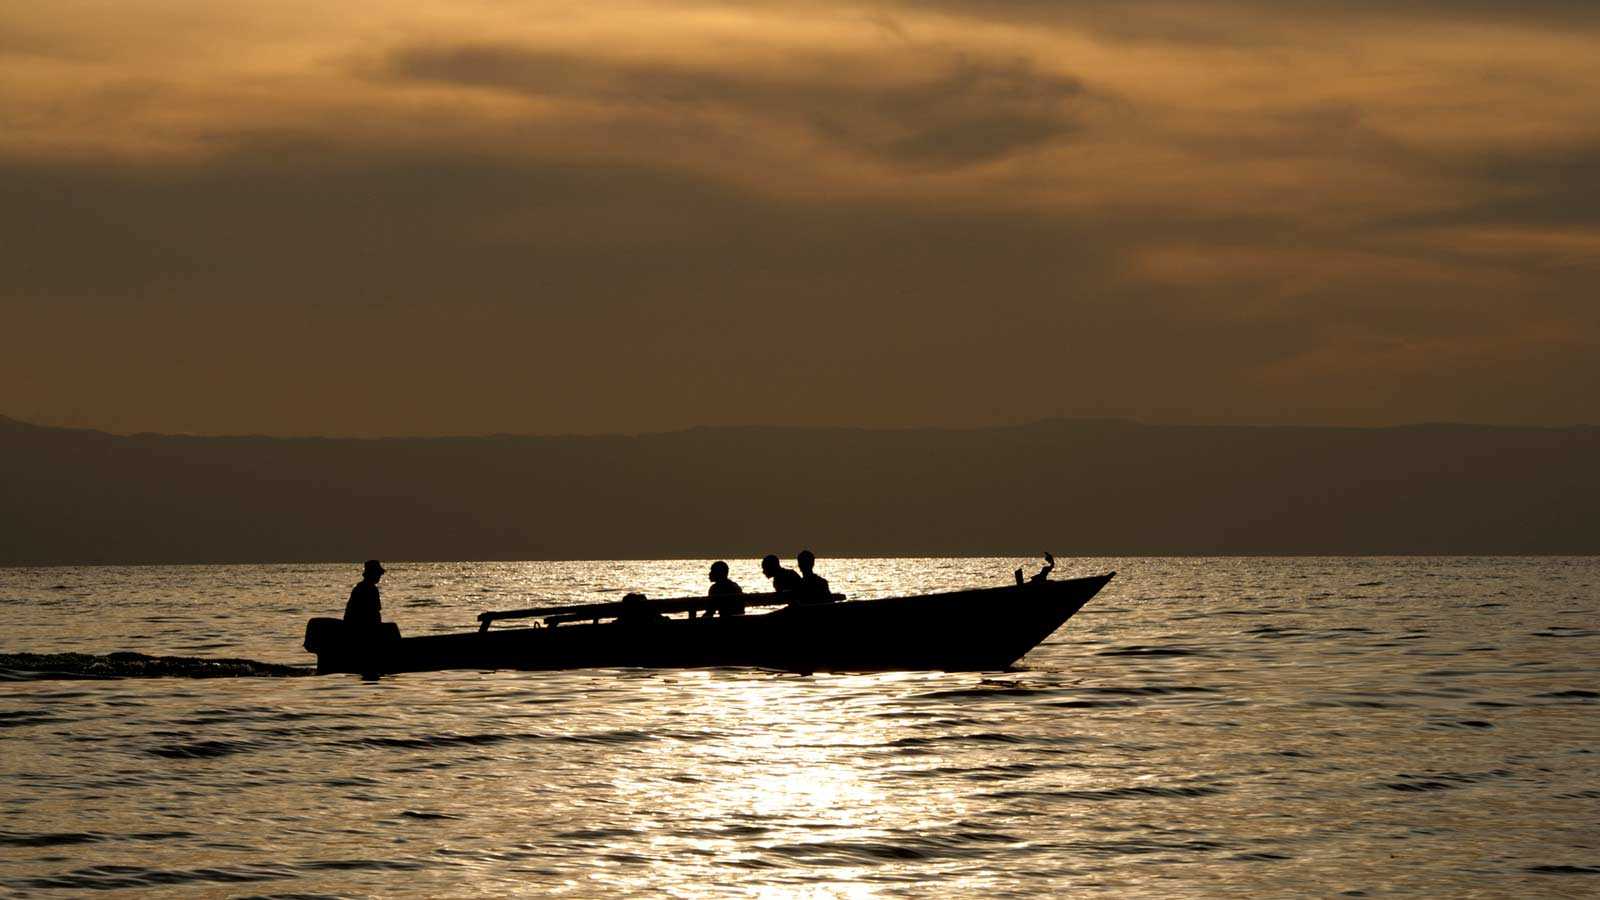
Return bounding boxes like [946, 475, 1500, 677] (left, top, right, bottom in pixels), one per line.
[4, 1, 1598, 435]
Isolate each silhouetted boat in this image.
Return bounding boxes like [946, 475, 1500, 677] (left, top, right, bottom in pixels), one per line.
[303, 573, 1115, 675]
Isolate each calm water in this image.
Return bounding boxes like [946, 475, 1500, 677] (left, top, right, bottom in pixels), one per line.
[1, 558, 1596, 897]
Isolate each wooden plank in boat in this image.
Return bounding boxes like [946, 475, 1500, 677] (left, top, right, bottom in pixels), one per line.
[477, 592, 846, 630]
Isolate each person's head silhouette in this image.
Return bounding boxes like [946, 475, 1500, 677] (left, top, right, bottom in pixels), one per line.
[362, 560, 385, 582]
[761, 554, 781, 577]
[797, 550, 816, 574]
[709, 560, 730, 582]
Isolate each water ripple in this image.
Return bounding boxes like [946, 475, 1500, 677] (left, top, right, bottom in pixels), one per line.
[1, 557, 1595, 896]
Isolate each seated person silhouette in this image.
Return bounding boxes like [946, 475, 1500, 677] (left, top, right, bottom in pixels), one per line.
[618, 592, 666, 626]
[344, 559, 385, 629]
[795, 549, 833, 604]
[706, 560, 745, 617]
[762, 554, 803, 595]
[1014, 552, 1055, 586]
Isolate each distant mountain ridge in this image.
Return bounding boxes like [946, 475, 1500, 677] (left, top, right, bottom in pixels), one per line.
[2, 417, 1595, 563]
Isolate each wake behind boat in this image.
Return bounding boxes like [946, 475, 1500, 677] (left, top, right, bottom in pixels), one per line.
[304, 572, 1115, 675]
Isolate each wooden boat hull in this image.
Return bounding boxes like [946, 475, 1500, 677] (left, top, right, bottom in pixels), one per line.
[310, 573, 1114, 675]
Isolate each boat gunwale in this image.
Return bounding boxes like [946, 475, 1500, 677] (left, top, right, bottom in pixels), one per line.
[419, 572, 1115, 642]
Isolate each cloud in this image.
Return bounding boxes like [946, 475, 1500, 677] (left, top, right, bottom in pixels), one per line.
[0, 0, 1598, 433]
[902, 1, 1600, 44]
[381, 42, 1085, 171]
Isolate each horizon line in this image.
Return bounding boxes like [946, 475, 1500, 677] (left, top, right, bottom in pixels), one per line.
[5, 414, 1596, 442]
[4, 552, 1598, 570]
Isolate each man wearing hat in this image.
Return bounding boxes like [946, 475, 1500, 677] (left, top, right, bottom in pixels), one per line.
[344, 560, 386, 629]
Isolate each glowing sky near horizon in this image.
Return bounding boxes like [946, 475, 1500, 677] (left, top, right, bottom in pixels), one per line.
[4, 1, 1597, 435]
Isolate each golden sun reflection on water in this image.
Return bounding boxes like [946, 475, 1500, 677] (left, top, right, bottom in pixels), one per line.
[697, 677, 895, 814]
[498, 668, 1014, 897]
[3, 559, 1598, 897]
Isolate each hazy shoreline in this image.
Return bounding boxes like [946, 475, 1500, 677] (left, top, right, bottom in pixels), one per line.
[5, 417, 1597, 563]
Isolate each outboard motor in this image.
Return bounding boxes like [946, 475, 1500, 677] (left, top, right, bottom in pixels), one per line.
[304, 618, 403, 674]
[304, 617, 347, 654]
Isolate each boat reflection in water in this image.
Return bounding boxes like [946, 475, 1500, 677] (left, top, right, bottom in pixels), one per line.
[305, 573, 1115, 676]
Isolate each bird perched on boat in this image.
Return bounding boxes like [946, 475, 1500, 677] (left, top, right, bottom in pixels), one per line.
[1015, 553, 1055, 586]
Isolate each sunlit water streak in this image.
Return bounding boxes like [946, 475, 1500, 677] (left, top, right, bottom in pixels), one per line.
[1, 558, 1596, 896]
